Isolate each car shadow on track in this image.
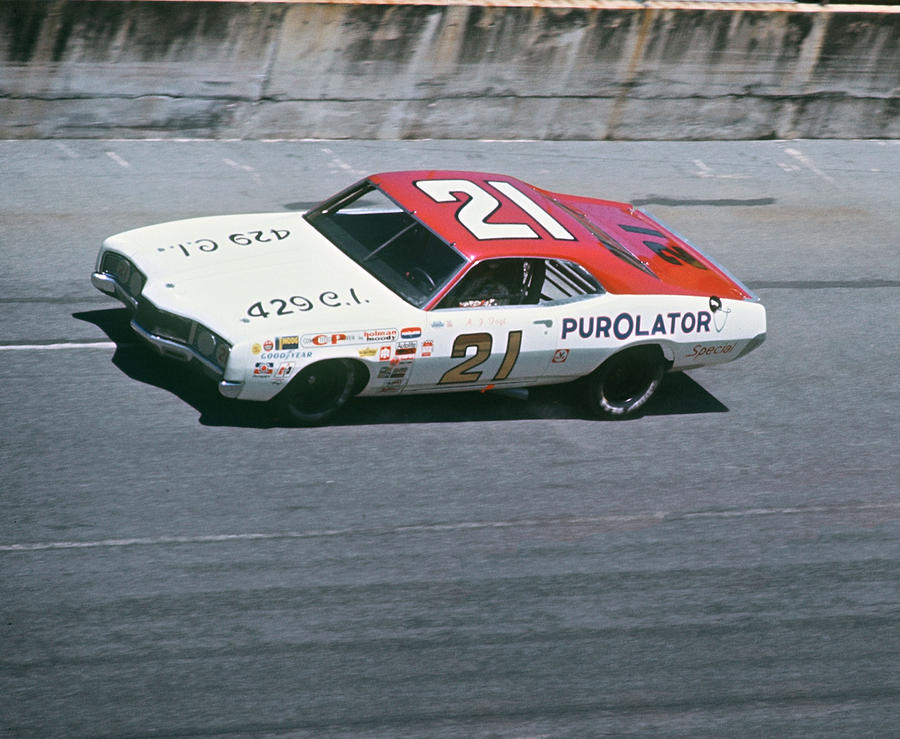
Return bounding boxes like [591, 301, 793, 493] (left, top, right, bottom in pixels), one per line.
[76, 308, 728, 428]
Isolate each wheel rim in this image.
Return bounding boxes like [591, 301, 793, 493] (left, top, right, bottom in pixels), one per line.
[287, 362, 350, 417]
[603, 355, 655, 406]
[590, 349, 664, 417]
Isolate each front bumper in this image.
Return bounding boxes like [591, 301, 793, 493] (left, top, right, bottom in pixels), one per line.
[218, 380, 244, 398]
[92, 269, 231, 384]
[92, 271, 137, 309]
[129, 319, 226, 379]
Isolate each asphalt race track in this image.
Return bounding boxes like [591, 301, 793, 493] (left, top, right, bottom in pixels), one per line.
[2, 139, 899, 736]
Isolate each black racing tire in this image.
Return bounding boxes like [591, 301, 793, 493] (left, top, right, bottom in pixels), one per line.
[276, 359, 356, 426]
[584, 346, 665, 419]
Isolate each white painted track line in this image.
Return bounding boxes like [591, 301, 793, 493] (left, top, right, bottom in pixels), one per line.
[4, 503, 897, 553]
[0, 342, 118, 351]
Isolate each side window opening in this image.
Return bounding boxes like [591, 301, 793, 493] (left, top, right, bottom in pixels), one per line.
[540, 259, 603, 302]
[437, 257, 603, 309]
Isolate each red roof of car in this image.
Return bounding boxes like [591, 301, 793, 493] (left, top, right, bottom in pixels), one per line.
[369, 170, 754, 302]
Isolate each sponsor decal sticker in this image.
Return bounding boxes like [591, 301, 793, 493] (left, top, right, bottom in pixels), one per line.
[379, 345, 392, 362]
[687, 343, 734, 359]
[561, 311, 713, 341]
[552, 349, 569, 364]
[401, 327, 422, 339]
[307, 333, 345, 347]
[394, 341, 417, 357]
[421, 340, 433, 358]
[253, 362, 274, 377]
[263, 339, 274, 352]
[358, 346, 378, 358]
[276, 336, 300, 350]
[363, 328, 399, 343]
[261, 350, 312, 360]
[273, 362, 295, 383]
[251, 343, 262, 355]
[378, 366, 409, 379]
[301, 328, 398, 348]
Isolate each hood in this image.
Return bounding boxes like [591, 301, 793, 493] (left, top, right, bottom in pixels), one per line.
[105, 212, 311, 282]
[103, 213, 412, 343]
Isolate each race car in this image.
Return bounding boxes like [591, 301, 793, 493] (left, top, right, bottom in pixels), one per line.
[92, 170, 766, 424]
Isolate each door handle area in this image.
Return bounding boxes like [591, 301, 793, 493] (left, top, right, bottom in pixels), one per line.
[533, 319, 553, 327]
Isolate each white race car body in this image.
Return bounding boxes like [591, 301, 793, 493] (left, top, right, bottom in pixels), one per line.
[93, 171, 765, 422]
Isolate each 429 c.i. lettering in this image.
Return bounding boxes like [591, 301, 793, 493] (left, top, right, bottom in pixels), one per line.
[246, 288, 368, 319]
[164, 228, 291, 257]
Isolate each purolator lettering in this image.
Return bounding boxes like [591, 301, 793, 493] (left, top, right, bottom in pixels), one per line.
[561, 311, 715, 341]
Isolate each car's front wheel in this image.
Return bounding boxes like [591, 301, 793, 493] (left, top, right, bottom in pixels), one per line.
[584, 347, 665, 419]
[276, 359, 356, 426]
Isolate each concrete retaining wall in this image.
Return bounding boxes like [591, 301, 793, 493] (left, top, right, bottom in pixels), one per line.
[1, 0, 898, 139]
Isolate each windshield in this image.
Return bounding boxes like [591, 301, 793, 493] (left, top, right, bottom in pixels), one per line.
[305, 182, 466, 308]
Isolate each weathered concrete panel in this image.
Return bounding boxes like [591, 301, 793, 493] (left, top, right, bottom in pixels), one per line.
[1, 1, 285, 98]
[1, 0, 897, 140]
[0, 96, 239, 138]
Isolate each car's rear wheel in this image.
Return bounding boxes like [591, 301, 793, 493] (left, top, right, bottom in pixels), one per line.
[584, 346, 665, 419]
[276, 359, 356, 426]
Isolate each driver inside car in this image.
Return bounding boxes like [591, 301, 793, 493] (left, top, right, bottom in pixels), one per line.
[457, 260, 520, 306]
[451, 259, 544, 307]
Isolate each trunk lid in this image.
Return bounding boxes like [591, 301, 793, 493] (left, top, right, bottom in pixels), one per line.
[549, 195, 756, 301]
